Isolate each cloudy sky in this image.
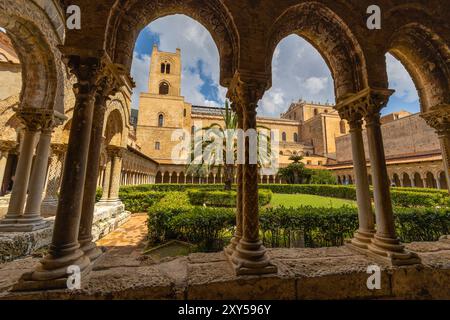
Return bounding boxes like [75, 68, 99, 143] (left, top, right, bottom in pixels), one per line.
[131, 15, 420, 117]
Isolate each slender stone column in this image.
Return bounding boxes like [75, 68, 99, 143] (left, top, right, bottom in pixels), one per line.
[334, 103, 374, 249]
[100, 157, 112, 201]
[0, 150, 9, 189]
[18, 56, 110, 288]
[79, 78, 117, 260]
[228, 74, 276, 275]
[42, 145, 66, 212]
[358, 89, 419, 265]
[225, 103, 244, 256]
[0, 115, 39, 228]
[108, 147, 123, 201]
[18, 124, 56, 230]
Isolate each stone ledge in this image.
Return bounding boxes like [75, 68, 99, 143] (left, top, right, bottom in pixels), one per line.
[0, 202, 130, 263]
[1, 243, 449, 300]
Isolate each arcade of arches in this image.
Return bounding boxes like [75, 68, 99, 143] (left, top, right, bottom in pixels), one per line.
[0, 0, 449, 298]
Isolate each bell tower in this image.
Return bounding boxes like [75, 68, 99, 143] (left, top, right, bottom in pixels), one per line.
[148, 45, 182, 96]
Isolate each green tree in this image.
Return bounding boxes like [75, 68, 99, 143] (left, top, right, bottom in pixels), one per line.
[278, 155, 312, 184]
[310, 169, 338, 185]
[187, 101, 272, 190]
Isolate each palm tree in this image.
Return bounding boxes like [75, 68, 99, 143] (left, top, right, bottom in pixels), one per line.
[278, 155, 312, 184]
[187, 101, 273, 190]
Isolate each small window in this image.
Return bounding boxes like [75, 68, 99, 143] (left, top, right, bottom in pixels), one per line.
[293, 133, 298, 142]
[166, 64, 171, 74]
[155, 142, 160, 150]
[159, 82, 169, 95]
[161, 63, 166, 74]
[318, 161, 323, 166]
[158, 114, 164, 127]
[183, 109, 187, 117]
[282, 132, 286, 142]
[307, 160, 312, 165]
[314, 109, 319, 116]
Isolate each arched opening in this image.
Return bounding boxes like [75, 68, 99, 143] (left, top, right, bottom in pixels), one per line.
[402, 173, 412, 187]
[293, 133, 298, 142]
[348, 176, 353, 185]
[158, 114, 164, 127]
[393, 174, 401, 187]
[425, 172, 437, 189]
[282, 132, 286, 142]
[439, 172, 448, 190]
[162, 172, 170, 184]
[414, 173, 424, 188]
[161, 63, 166, 74]
[159, 82, 169, 95]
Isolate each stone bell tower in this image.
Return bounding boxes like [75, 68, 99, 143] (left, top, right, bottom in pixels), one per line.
[148, 44, 182, 96]
[136, 45, 191, 162]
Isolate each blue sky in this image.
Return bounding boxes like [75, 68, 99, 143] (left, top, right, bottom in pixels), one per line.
[131, 15, 420, 117]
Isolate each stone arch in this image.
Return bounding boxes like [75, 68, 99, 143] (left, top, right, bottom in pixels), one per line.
[0, 0, 65, 112]
[387, 24, 450, 113]
[413, 172, 423, 188]
[438, 171, 448, 190]
[266, 2, 368, 101]
[402, 173, 412, 187]
[155, 171, 163, 184]
[104, 109, 124, 147]
[107, 0, 239, 86]
[425, 171, 437, 189]
[393, 173, 401, 187]
[162, 172, 170, 184]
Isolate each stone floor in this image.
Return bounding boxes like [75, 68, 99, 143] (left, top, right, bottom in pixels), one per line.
[96, 214, 147, 248]
[0, 217, 449, 299]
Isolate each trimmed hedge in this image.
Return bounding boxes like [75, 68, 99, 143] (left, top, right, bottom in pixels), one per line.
[187, 189, 272, 207]
[147, 192, 450, 251]
[119, 191, 164, 213]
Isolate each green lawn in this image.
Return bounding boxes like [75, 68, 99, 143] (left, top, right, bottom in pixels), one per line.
[270, 193, 357, 208]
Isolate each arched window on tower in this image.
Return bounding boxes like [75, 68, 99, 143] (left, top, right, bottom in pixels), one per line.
[158, 114, 164, 127]
[282, 132, 286, 142]
[161, 63, 166, 74]
[159, 82, 169, 95]
[314, 108, 319, 116]
[166, 64, 171, 74]
[293, 133, 298, 142]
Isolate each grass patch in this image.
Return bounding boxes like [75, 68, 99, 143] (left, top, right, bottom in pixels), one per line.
[270, 193, 357, 208]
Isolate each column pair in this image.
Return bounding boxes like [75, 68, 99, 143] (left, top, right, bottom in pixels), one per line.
[0, 109, 64, 232]
[226, 72, 277, 275]
[15, 54, 121, 290]
[99, 147, 123, 204]
[338, 88, 420, 265]
[422, 104, 450, 242]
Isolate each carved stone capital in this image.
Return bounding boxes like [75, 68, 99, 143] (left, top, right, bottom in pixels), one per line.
[227, 71, 268, 110]
[107, 146, 125, 158]
[421, 104, 450, 136]
[15, 108, 63, 133]
[0, 141, 18, 153]
[335, 88, 394, 122]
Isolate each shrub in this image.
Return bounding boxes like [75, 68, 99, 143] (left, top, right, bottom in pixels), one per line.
[119, 191, 164, 213]
[168, 207, 235, 251]
[389, 190, 447, 208]
[187, 189, 272, 207]
[147, 192, 193, 244]
[309, 169, 338, 185]
[120, 184, 224, 194]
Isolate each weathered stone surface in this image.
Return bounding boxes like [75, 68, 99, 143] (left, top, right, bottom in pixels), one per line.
[1, 243, 449, 300]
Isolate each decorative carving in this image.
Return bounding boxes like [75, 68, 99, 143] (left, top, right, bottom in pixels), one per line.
[421, 104, 450, 136]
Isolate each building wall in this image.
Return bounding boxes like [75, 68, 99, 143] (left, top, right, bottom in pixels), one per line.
[336, 113, 441, 163]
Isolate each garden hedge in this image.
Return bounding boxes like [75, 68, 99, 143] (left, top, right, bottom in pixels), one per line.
[147, 191, 450, 251]
[187, 189, 272, 207]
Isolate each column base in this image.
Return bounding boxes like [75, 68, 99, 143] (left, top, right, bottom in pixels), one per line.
[228, 239, 277, 276]
[440, 235, 450, 244]
[12, 248, 91, 291]
[0, 217, 50, 232]
[98, 199, 122, 206]
[80, 240, 104, 262]
[224, 234, 240, 257]
[345, 229, 375, 250]
[366, 234, 421, 266]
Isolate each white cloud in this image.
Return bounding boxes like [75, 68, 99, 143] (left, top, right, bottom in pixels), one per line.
[260, 35, 335, 117]
[386, 53, 419, 103]
[130, 52, 151, 109]
[0, 27, 5, 33]
[131, 15, 226, 108]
